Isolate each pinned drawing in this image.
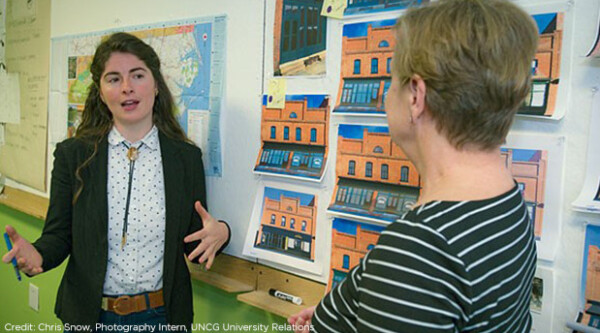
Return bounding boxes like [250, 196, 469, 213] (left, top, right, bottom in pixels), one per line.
[519, 12, 564, 118]
[255, 95, 330, 181]
[328, 124, 421, 224]
[500, 148, 547, 240]
[273, 0, 327, 76]
[334, 19, 396, 115]
[326, 218, 384, 292]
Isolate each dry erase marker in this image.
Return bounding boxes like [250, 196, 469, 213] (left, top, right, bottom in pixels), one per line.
[3, 232, 22, 281]
[269, 288, 302, 305]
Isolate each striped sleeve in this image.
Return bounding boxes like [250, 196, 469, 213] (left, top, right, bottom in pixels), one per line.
[312, 254, 365, 332]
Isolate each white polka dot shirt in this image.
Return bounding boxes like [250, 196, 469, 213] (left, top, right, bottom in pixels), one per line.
[103, 125, 166, 295]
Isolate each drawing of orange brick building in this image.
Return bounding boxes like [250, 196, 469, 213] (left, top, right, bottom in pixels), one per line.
[334, 20, 396, 114]
[586, 245, 600, 303]
[327, 219, 383, 291]
[501, 149, 547, 239]
[520, 13, 563, 117]
[255, 95, 329, 179]
[328, 125, 421, 222]
[581, 244, 600, 326]
[273, 0, 327, 76]
[255, 189, 317, 261]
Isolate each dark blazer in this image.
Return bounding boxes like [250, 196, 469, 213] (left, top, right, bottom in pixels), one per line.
[33, 131, 229, 329]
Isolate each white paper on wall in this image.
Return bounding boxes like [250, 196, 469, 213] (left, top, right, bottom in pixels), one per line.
[0, 69, 21, 124]
[572, 90, 600, 214]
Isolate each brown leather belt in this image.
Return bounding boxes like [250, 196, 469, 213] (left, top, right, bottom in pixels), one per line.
[101, 290, 164, 316]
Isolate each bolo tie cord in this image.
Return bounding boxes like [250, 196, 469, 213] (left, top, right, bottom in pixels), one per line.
[121, 142, 142, 250]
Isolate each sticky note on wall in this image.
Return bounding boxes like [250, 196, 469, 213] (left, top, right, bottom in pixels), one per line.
[267, 78, 286, 109]
[321, 0, 347, 19]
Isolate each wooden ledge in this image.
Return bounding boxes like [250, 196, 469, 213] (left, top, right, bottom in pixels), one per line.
[0, 186, 48, 221]
[237, 265, 326, 318]
[188, 254, 256, 293]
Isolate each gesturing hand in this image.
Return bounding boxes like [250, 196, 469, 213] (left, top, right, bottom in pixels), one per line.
[183, 201, 229, 269]
[2, 225, 44, 276]
[288, 306, 316, 333]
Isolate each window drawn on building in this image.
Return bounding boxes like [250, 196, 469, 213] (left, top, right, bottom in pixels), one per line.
[271, 214, 276, 224]
[376, 194, 388, 210]
[296, 127, 302, 141]
[284, 126, 290, 140]
[373, 146, 383, 153]
[379, 40, 389, 48]
[310, 128, 317, 142]
[290, 112, 298, 119]
[290, 218, 295, 230]
[371, 58, 379, 74]
[292, 20, 298, 51]
[354, 59, 361, 74]
[387, 57, 391, 74]
[401, 166, 409, 182]
[381, 164, 389, 180]
[302, 220, 307, 231]
[281, 216, 286, 227]
[342, 255, 350, 269]
[341, 80, 381, 106]
[270, 126, 276, 139]
[283, 19, 290, 52]
[348, 160, 356, 176]
[300, 9, 305, 47]
[366, 162, 373, 178]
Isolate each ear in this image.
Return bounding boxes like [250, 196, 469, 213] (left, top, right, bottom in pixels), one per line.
[408, 74, 426, 121]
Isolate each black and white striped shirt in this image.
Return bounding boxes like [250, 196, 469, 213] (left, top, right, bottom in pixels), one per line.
[314, 185, 537, 332]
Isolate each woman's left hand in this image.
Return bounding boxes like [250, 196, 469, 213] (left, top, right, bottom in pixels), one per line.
[184, 201, 229, 269]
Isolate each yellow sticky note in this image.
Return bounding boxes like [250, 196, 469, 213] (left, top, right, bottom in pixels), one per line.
[267, 79, 286, 109]
[321, 0, 347, 19]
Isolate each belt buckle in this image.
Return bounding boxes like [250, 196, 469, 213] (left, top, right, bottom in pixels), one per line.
[113, 295, 132, 315]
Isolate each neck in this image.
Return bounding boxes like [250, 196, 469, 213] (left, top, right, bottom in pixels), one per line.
[113, 121, 153, 143]
[411, 132, 514, 205]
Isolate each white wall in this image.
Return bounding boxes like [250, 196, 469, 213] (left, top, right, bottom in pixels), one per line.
[6, 0, 596, 331]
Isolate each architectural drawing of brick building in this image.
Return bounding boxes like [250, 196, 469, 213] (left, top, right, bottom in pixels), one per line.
[327, 221, 382, 291]
[255, 95, 329, 179]
[586, 245, 600, 303]
[329, 126, 421, 222]
[273, 0, 327, 75]
[255, 193, 317, 261]
[501, 149, 547, 239]
[334, 21, 394, 114]
[521, 13, 563, 116]
[582, 245, 600, 326]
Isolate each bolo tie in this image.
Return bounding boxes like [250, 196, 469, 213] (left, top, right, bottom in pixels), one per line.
[121, 142, 142, 250]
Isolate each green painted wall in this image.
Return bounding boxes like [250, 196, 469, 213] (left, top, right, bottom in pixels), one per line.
[0, 204, 290, 332]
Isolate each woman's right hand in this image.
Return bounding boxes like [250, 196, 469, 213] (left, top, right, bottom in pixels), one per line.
[288, 305, 316, 333]
[2, 225, 43, 276]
